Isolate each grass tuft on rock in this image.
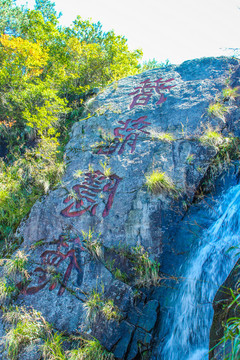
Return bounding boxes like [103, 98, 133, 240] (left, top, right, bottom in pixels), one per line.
[145, 170, 176, 195]
[68, 338, 115, 360]
[150, 131, 175, 142]
[131, 245, 162, 288]
[199, 129, 224, 148]
[3, 307, 52, 359]
[222, 86, 239, 101]
[207, 102, 228, 121]
[83, 286, 122, 324]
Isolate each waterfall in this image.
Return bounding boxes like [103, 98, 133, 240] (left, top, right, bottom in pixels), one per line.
[160, 184, 240, 360]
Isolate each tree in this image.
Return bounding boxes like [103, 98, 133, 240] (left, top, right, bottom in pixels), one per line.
[0, 0, 28, 36]
[34, 0, 62, 22]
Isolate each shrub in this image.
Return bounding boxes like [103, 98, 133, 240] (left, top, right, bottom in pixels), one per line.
[0, 0, 142, 248]
[0, 136, 65, 242]
[103, 244, 166, 289]
[139, 58, 170, 72]
[3, 306, 115, 360]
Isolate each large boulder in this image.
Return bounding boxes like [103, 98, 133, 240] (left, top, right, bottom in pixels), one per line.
[1, 56, 240, 359]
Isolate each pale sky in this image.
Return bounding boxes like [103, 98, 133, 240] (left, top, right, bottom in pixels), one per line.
[16, 0, 240, 64]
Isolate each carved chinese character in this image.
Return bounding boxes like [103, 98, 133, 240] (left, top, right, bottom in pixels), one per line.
[97, 116, 151, 156]
[61, 170, 122, 218]
[24, 235, 83, 296]
[129, 77, 175, 109]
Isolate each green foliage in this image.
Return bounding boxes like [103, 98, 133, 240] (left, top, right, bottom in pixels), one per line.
[186, 154, 194, 164]
[131, 245, 161, 288]
[92, 129, 118, 154]
[98, 128, 116, 142]
[199, 126, 240, 167]
[0, 137, 65, 241]
[3, 307, 52, 359]
[0, 0, 28, 36]
[84, 286, 122, 323]
[0, 280, 16, 304]
[113, 268, 128, 283]
[48, 267, 62, 288]
[150, 131, 175, 142]
[0, 251, 29, 305]
[68, 338, 115, 360]
[34, 0, 62, 22]
[42, 332, 66, 360]
[220, 317, 240, 359]
[3, 306, 114, 360]
[207, 102, 228, 121]
[100, 160, 112, 177]
[213, 289, 240, 360]
[30, 239, 44, 248]
[0, 250, 29, 281]
[84, 287, 104, 323]
[222, 86, 239, 101]
[198, 126, 240, 195]
[106, 243, 165, 288]
[139, 58, 170, 72]
[0, 160, 35, 240]
[199, 128, 224, 148]
[73, 169, 84, 179]
[101, 299, 121, 321]
[145, 170, 176, 195]
[64, 16, 142, 88]
[81, 228, 103, 261]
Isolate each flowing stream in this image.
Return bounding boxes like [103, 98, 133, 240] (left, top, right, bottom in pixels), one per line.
[160, 184, 240, 360]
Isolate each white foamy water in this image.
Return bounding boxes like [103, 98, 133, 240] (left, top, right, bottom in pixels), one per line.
[160, 184, 240, 360]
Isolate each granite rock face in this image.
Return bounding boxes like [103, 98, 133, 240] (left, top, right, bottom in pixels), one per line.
[1, 57, 240, 359]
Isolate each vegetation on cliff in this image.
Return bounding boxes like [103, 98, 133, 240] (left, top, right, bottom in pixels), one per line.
[3, 306, 115, 359]
[0, 0, 146, 246]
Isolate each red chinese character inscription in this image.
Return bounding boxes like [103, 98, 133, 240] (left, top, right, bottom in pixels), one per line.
[97, 116, 151, 156]
[23, 235, 84, 296]
[61, 170, 122, 218]
[129, 77, 175, 109]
